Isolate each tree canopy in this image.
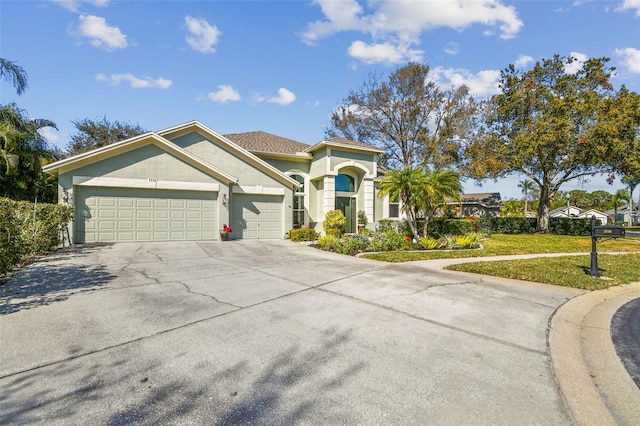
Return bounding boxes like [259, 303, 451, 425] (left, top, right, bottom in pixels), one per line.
[327, 62, 479, 169]
[465, 54, 640, 232]
[66, 117, 147, 156]
[0, 58, 28, 95]
[0, 103, 58, 201]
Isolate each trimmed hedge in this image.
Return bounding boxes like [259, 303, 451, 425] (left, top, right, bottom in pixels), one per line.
[399, 218, 476, 238]
[478, 217, 537, 234]
[1, 197, 73, 275]
[478, 217, 597, 236]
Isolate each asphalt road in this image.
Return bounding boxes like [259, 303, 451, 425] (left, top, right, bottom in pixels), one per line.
[612, 297, 640, 388]
[0, 240, 586, 424]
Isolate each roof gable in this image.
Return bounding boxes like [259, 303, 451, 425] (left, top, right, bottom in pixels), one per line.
[43, 132, 238, 184]
[157, 122, 299, 187]
[306, 137, 385, 154]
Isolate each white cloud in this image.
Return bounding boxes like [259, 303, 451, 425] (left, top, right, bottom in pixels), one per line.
[616, 0, 640, 17]
[431, 67, 501, 97]
[38, 127, 61, 145]
[206, 85, 241, 103]
[185, 16, 221, 54]
[253, 88, 296, 105]
[348, 40, 422, 65]
[71, 14, 127, 50]
[615, 47, 640, 73]
[443, 42, 459, 56]
[51, 0, 110, 13]
[564, 51, 588, 74]
[268, 88, 296, 106]
[96, 73, 172, 89]
[514, 54, 534, 68]
[303, 0, 523, 65]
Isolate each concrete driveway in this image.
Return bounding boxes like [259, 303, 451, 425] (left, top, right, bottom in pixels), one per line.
[0, 240, 583, 425]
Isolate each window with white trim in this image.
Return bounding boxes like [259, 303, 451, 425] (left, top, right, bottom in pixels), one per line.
[389, 193, 400, 218]
[291, 174, 305, 228]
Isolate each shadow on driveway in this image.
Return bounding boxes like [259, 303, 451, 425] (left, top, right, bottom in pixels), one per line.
[0, 246, 117, 315]
[0, 327, 365, 425]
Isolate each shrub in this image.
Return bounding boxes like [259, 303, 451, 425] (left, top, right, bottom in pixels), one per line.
[478, 217, 537, 234]
[549, 217, 595, 236]
[323, 209, 346, 237]
[337, 234, 370, 255]
[455, 235, 474, 249]
[442, 234, 458, 249]
[0, 197, 73, 275]
[376, 219, 397, 233]
[427, 219, 477, 237]
[289, 227, 319, 242]
[317, 235, 341, 252]
[369, 231, 407, 252]
[419, 236, 441, 250]
[357, 210, 368, 226]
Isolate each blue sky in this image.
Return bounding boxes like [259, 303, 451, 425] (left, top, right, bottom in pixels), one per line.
[1, 0, 639, 200]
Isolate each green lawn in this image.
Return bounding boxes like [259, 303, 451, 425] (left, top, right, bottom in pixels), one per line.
[359, 234, 640, 290]
[446, 254, 640, 290]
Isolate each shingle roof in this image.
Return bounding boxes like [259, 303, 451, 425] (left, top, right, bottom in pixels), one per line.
[224, 131, 310, 155]
[324, 136, 379, 150]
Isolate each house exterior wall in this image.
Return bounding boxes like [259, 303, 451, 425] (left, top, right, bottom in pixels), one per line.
[329, 150, 376, 176]
[309, 148, 328, 179]
[170, 132, 286, 189]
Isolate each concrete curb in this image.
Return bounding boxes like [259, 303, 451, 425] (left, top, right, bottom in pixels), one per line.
[549, 282, 640, 426]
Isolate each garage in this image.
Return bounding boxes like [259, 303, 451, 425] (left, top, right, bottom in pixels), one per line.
[75, 187, 217, 243]
[231, 194, 283, 239]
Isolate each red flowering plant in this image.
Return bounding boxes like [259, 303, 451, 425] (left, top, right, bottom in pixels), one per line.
[222, 224, 233, 233]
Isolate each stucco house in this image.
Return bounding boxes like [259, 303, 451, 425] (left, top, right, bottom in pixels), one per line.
[43, 121, 386, 243]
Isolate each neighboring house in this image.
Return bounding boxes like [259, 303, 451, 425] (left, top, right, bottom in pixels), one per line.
[443, 193, 502, 218]
[549, 206, 608, 224]
[605, 204, 638, 224]
[43, 121, 385, 243]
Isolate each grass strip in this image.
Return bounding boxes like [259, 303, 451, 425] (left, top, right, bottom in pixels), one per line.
[444, 254, 640, 290]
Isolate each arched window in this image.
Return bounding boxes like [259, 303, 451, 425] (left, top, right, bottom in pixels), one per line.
[335, 174, 355, 193]
[291, 174, 305, 228]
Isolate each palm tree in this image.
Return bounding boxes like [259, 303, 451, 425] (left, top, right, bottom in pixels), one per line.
[377, 166, 427, 238]
[0, 103, 57, 200]
[416, 168, 463, 237]
[0, 58, 28, 95]
[621, 175, 640, 225]
[518, 179, 537, 217]
[611, 189, 630, 224]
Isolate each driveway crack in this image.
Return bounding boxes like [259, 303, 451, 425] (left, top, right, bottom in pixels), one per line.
[176, 281, 242, 309]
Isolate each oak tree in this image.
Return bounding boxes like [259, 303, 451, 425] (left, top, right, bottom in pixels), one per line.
[465, 55, 640, 232]
[328, 62, 479, 169]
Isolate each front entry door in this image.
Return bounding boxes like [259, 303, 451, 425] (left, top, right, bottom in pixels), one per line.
[336, 197, 356, 233]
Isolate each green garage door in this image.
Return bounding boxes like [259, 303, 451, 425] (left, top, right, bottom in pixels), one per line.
[75, 187, 217, 243]
[231, 194, 283, 239]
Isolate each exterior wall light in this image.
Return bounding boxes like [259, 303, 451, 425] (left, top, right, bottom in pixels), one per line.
[222, 194, 228, 207]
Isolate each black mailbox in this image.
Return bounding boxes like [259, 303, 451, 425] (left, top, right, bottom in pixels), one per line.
[593, 225, 626, 238]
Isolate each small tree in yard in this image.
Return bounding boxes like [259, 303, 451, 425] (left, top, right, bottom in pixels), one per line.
[465, 54, 640, 233]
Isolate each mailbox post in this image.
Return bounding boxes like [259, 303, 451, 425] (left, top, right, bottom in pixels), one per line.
[590, 216, 626, 278]
[590, 216, 600, 278]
